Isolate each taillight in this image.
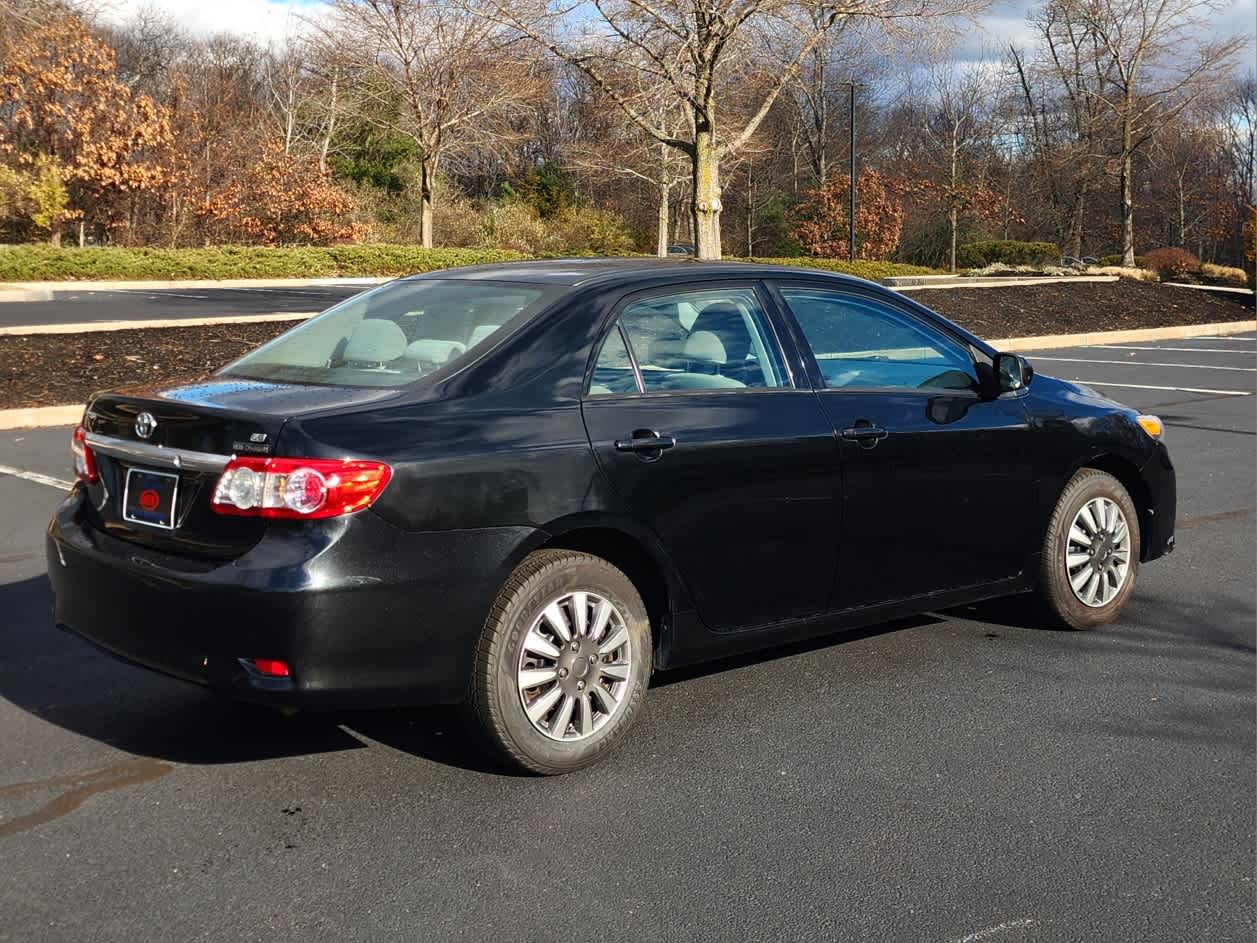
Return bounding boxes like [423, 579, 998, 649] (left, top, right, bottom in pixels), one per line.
[211, 456, 392, 519]
[71, 425, 98, 483]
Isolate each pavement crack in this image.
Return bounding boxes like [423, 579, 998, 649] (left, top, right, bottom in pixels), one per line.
[0, 757, 172, 840]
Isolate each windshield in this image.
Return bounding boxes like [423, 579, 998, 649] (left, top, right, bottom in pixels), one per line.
[220, 279, 556, 388]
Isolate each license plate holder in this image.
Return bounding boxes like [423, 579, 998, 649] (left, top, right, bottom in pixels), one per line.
[123, 467, 179, 530]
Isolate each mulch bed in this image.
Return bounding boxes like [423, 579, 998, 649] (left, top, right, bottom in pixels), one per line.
[921, 278, 1251, 338]
[0, 280, 1251, 409]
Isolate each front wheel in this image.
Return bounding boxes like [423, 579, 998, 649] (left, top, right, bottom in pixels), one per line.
[1039, 468, 1141, 630]
[463, 550, 652, 774]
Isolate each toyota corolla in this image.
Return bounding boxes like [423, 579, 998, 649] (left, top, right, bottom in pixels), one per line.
[46, 260, 1175, 773]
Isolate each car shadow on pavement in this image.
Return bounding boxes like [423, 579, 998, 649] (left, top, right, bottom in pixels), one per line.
[0, 572, 365, 766]
[0, 571, 521, 774]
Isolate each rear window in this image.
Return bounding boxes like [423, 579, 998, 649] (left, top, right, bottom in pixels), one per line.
[220, 279, 556, 388]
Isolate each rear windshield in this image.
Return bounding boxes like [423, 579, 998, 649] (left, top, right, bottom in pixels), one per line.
[220, 279, 556, 388]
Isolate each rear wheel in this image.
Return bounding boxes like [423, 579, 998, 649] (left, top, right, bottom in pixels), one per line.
[464, 550, 652, 774]
[1039, 469, 1140, 629]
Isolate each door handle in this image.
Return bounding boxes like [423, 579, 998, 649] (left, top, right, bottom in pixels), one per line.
[615, 430, 677, 455]
[840, 421, 888, 447]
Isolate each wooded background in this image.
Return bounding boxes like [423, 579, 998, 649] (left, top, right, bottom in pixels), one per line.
[0, 0, 1252, 266]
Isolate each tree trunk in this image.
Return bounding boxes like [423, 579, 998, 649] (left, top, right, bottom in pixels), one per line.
[1066, 185, 1085, 259]
[49, 227, 61, 247]
[319, 68, 339, 173]
[418, 155, 436, 249]
[656, 178, 670, 258]
[1120, 114, 1136, 267]
[949, 204, 958, 273]
[691, 129, 722, 260]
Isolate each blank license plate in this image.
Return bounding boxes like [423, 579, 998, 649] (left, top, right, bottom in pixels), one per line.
[123, 468, 179, 530]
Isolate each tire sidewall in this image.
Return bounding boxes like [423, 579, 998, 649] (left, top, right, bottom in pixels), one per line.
[1046, 470, 1141, 629]
[487, 556, 650, 773]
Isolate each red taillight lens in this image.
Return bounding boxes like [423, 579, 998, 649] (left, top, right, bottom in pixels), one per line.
[71, 425, 98, 483]
[252, 658, 290, 678]
[210, 456, 392, 519]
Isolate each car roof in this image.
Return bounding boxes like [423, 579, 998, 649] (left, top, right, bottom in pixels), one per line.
[402, 257, 878, 290]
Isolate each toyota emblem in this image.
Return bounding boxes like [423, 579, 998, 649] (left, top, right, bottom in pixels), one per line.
[135, 412, 157, 439]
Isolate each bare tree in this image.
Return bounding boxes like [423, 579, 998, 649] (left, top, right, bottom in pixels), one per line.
[1052, 0, 1245, 265]
[324, 0, 538, 247]
[476, 0, 986, 259]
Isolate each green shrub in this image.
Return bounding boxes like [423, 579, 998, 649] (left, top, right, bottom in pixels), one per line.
[0, 244, 525, 281]
[745, 257, 939, 280]
[956, 240, 1059, 268]
[1140, 247, 1199, 281]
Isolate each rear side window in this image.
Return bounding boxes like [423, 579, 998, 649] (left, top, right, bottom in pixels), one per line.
[222, 279, 555, 388]
[780, 288, 978, 392]
[588, 287, 788, 394]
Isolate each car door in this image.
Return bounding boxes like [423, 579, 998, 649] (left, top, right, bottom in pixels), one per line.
[581, 283, 839, 632]
[769, 282, 1036, 611]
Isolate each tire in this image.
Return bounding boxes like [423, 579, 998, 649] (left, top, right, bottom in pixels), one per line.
[1039, 468, 1141, 630]
[463, 549, 652, 774]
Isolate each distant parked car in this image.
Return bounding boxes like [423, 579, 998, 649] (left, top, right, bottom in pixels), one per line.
[48, 259, 1176, 773]
[666, 243, 694, 257]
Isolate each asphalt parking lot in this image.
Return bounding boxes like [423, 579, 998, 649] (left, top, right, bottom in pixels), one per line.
[0, 333, 1253, 942]
[0, 285, 366, 328]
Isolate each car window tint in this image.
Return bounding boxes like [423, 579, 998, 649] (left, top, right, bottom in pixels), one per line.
[588, 325, 639, 396]
[780, 289, 977, 392]
[617, 288, 787, 392]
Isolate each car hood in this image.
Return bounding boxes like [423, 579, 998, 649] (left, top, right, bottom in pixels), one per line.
[1029, 371, 1134, 414]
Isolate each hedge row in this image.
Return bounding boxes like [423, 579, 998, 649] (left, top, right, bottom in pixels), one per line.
[0, 245, 527, 282]
[956, 240, 1059, 268]
[744, 257, 938, 279]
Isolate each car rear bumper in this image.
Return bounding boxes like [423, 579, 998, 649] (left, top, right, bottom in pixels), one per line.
[46, 489, 534, 709]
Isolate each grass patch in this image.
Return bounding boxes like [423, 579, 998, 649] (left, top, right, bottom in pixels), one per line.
[0, 245, 526, 282]
[744, 257, 939, 280]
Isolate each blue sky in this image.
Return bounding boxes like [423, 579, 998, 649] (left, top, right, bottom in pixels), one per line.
[108, 0, 1256, 68]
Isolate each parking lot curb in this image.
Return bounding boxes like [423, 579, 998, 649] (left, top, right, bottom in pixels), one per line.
[0, 311, 318, 336]
[0, 276, 389, 302]
[0, 405, 82, 430]
[992, 319, 1255, 351]
[1, 319, 1252, 429]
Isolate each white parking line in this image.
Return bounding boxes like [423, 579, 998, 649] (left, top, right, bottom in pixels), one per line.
[145, 292, 209, 300]
[1032, 356, 1256, 372]
[1071, 380, 1253, 396]
[0, 463, 73, 490]
[1088, 345, 1257, 354]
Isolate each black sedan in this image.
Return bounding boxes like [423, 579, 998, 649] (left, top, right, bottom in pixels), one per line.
[47, 260, 1176, 773]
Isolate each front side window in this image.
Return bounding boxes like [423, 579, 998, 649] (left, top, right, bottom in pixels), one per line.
[588, 287, 788, 394]
[780, 288, 978, 392]
[222, 279, 556, 388]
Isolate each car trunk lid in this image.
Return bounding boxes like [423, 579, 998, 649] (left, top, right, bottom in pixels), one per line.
[81, 378, 398, 559]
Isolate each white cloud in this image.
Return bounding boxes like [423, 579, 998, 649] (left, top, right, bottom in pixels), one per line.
[102, 0, 330, 44]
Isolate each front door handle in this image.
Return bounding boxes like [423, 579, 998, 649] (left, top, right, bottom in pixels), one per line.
[840, 421, 888, 448]
[615, 430, 677, 457]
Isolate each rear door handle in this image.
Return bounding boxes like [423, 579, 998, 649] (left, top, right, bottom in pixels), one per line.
[615, 430, 677, 455]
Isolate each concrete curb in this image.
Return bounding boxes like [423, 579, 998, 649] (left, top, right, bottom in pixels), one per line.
[0, 275, 389, 302]
[991, 319, 1256, 351]
[0, 312, 318, 336]
[2, 319, 1252, 430]
[0, 405, 83, 430]
[893, 275, 1119, 291]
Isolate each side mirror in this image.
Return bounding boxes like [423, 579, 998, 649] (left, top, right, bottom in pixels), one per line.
[993, 353, 1033, 394]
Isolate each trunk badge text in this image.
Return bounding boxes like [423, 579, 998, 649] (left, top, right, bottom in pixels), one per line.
[233, 432, 270, 455]
[134, 412, 157, 439]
